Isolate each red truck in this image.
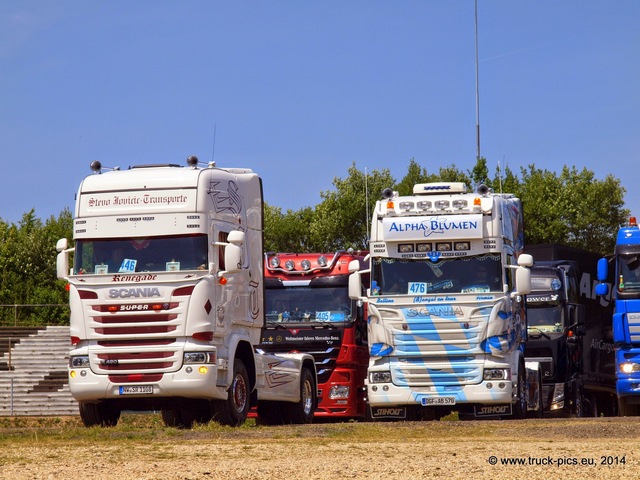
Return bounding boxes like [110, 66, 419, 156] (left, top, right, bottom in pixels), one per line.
[255, 251, 369, 420]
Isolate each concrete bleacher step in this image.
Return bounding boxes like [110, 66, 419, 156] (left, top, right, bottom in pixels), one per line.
[0, 326, 77, 416]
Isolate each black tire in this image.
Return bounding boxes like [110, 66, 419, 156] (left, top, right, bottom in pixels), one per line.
[161, 409, 195, 429]
[211, 358, 250, 427]
[79, 401, 120, 427]
[526, 370, 544, 418]
[283, 367, 316, 424]
[618, 397, 640, 417]
[513, 361, 527, 419]
[591, 395, 599, 418]
[573, 386, 585, 418]
[256, 400, 284, 426]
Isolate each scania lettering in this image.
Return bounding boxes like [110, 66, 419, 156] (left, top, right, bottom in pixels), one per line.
[253, 251, 369, 421]
[348, 182, 542, 420]
[56, 156, 317, 428]
[596, 216, 640, 416]
[108, 287, 161, 298]
[524, 244, 616, 417]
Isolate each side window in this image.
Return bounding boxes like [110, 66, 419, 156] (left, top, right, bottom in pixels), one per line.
[505, 255, 515, 291]
[217, 231, 229, 271]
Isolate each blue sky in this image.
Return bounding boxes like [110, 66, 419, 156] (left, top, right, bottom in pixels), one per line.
[1, 1, 639, 226]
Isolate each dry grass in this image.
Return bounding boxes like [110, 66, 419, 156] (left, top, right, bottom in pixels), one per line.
[0, 414, 639, 479]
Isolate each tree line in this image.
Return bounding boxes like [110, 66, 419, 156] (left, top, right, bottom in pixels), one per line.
[264, 158, 628, 255]
[0, 158, 628, 326]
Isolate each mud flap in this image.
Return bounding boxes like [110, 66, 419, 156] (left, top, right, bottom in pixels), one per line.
[474, 404, 512, 417]
[369, 406, 407, 419]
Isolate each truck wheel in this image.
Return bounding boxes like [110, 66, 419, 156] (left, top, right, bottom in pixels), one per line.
[79, 401, 120, 427]
[212, 359, 250, 427]
[587, 394, 601, 418]
[283, 367, 316, 424]
[618, 397, 640, 417]
[161, 409, 195, 429]
[526, 369, 543, 418]
[513, 362, 527, 419]
[256, 400, 284, 426]
[573, 386, 585, 418]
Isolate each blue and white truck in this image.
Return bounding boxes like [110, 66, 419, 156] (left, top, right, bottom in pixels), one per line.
[596, 216, 640, 416]
[347, 182, 540, 420]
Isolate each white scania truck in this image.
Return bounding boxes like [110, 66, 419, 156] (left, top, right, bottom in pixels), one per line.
[348, 183, 539, 420]
[56, 156, 317, 427]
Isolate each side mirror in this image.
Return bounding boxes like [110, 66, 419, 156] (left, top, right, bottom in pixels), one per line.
[56, 251, 69, 280]
[55, 238, 74, 279]
[595, 283, 609, 296]
[215, 231, 245, 276]
[515, 266, 531, 295]
[595, 257, 610, 296]
[223, 244, 242, 274]
[349, 272, 362, 300]
[56, 238, 68, 252]
[517, 253, 534, 268]
[348, 259, 360, 274]
[596, 257, 608, 282]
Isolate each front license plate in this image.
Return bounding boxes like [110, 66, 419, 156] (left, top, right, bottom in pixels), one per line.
[119, 385, 153, 395]
[421, 396, 456, 406]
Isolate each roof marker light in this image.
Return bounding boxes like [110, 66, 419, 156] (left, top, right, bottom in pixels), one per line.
[269, 256, 280, 268]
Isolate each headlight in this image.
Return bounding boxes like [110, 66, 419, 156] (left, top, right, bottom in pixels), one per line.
[70, 356, 90, 368]
[370, 371, 392, 383]
[184, 352, 216, 364]
[329, 386, 350, 399]
[620, 362, 640, 374]
[483, 368, 509, 380]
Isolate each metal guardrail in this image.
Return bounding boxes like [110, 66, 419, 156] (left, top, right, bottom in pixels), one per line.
[0, 304, 69, 326]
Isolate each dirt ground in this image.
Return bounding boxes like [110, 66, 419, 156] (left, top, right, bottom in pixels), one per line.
[0, 416, 639, 479]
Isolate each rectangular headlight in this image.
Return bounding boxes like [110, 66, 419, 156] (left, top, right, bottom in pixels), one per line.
[399, 244, 414, 253]
[417, 243, 432, 252]
[620, 362, 640, 374]
[70, 355, 90, 368]
[483, 368, 509, 380]
[454, 242, 470, 251]
[370, 371, 392, 383]
[184, 352, 216, 364]
[436, 242, 452, 252]
[329, 385, 350, 399]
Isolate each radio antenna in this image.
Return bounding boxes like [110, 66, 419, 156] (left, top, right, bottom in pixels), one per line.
[474, 0, 481, 163]
[211, 124, 217, 163]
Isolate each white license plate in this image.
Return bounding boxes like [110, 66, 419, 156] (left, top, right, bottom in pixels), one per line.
[119, 385, 153, 395]
[421, 396, 456, 406]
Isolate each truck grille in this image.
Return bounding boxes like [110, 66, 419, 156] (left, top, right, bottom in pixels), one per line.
[375, 304, 497, 387]
[85, 299, 186, 374]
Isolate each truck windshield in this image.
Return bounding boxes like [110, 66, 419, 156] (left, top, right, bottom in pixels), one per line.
[370, 253, 503, 295]
[527, 305, 564, 333]
[618, 254, 640, 293]
[74, 234, 208, 274]
[265, 287, 352, 324]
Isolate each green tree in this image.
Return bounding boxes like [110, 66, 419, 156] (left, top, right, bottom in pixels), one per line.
[469, 157, 490, 189]
[308, 163, 395, 252]
[517, 165, 627, 255]
[0, 209, 72, 326]
[263, 204, 316, 253]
